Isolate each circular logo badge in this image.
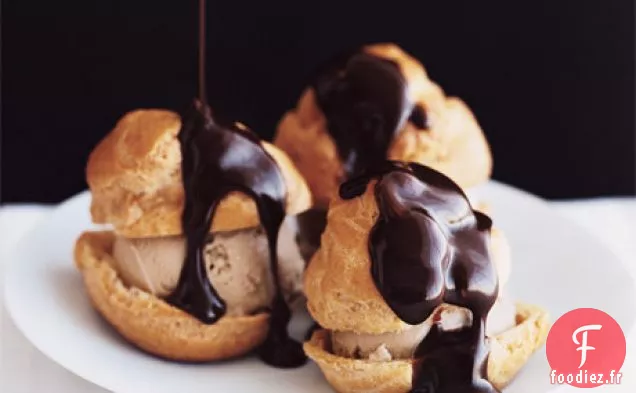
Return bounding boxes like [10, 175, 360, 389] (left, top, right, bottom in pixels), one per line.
[546, 308, 626, 388]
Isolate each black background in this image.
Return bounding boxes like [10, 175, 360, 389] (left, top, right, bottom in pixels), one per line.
[2, 0, 635, 203]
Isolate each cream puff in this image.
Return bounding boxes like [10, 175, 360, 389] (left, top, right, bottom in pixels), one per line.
[275, 43, 492, 259]
[75, 101, 312, 365]
[303, 161, 549, 392]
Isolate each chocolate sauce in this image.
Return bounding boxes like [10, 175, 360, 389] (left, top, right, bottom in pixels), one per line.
[166, 0, 306, 368]
[312, 49, 428, 178]
[304, 322, 322, 341]
[409, 105, 429, 130]
[300, 49, 429, 259]
[167, 101, 306, 368]
[295, 208, 328, 261]
[340, 161, 499, 393]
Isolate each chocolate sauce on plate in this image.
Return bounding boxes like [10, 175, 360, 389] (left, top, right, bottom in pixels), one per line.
[166, 0, 306, 368]
[340, 161, 500, 393]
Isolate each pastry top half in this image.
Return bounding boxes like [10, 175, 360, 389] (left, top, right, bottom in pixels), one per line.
[275, 43, 492, 208]
[304, 172, 507, 335]
[87, 109, 312, 238]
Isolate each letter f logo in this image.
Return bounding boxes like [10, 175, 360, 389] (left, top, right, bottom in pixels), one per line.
[572, 324, 602, 368]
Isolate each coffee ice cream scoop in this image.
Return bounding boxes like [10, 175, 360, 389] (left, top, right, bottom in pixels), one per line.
[112, 218, 304, 316]
[330, 297, 517, 361]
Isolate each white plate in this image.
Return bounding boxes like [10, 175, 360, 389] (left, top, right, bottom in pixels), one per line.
[4, 182, 635, 393]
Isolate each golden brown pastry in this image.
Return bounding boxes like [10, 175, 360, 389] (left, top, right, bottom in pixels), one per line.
[275, 43, 492, 209]
[75, 106, 312, 362]
[88, 109, 310, 237]
[76, 231, 271, 361]
[303, 162, 549, 392]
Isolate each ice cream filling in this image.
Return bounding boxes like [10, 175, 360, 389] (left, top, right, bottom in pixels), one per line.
[330, 296, 517, 361]
[111, 218, 304, 316]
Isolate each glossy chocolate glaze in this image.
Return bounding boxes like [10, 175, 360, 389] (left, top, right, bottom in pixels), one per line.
[340, 161, 499, 393]
[165, 0, 305, 368]
[297, 48, 428, 260]
[312, 49, 428, 179]
[167, 101, 306, 368]
[295, 208, 328, 261]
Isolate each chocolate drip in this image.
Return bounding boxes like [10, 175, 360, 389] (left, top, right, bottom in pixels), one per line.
[340, 161, 499, 393]
[409, 105, 429, 130]
[304, 322, 322, 341]
[295, 208, 328, 262]
[297, 49, 429, 261]
[167, 101, 306, 368]
[312, 49, 428, 178]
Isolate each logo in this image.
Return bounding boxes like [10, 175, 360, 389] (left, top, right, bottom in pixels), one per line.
[546, 308, 626, 388]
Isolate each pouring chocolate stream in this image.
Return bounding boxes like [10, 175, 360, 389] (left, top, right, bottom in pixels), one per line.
[166, 0, 306, 368]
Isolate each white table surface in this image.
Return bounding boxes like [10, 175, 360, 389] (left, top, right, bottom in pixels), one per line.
[1, 199, 635, 393]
